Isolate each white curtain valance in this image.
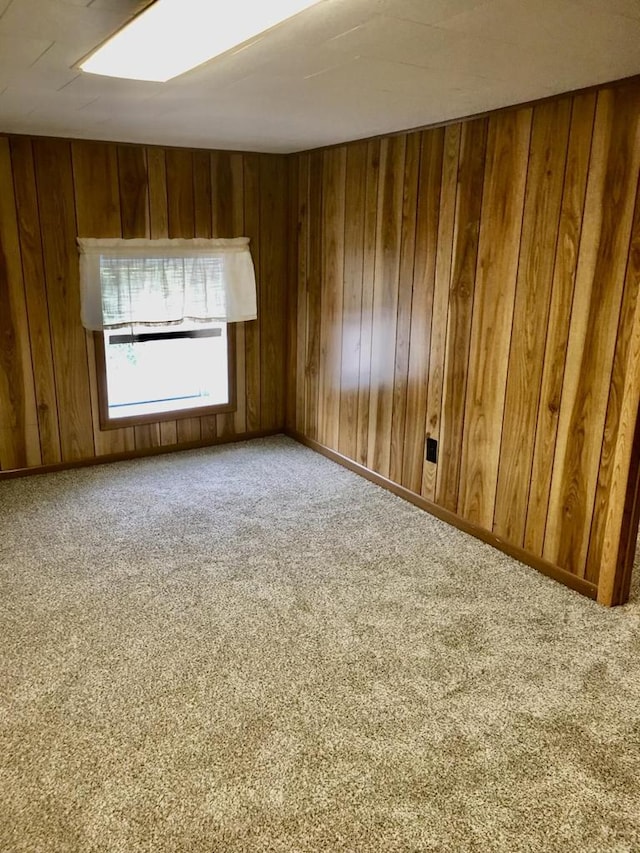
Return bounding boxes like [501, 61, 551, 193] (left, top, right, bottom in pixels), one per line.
[77, 237, 257, 331]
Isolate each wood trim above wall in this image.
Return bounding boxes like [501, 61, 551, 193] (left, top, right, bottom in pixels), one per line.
[288, 430, 599, 601]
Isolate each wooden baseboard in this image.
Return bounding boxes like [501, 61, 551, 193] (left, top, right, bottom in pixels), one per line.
[2, 427, 601, 602]
[287, 430, 598, 602]
[0, 429, 282, 481]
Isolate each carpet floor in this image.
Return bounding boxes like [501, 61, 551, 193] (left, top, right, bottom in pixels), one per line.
[1, 435, 639, 852]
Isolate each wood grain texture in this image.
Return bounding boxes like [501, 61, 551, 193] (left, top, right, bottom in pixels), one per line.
[422, 124, 460, 502]
[367, 135, 406, 478]
[286, 80, 640, 603]
[33, 139, 95, 462]
[591, 171, 640, 600]
[493, 100, 571, 545]
[544, 85, 640, 575]
[286, 155, 299, 433]
[72, 140, 136, 457]
[401, 130, 443, 494]
[3, 77, 640, 604]
[243, 154, 261, 433]
[295, 154, 309, 436]
[458, 108, 532, 528]
[318, 147, 346, 450]
[3, 136, 287, 474]
[305, 150, 323, 442]
[9, 136, 61, 466]
[338, 142, 366, 460]
[607, 392, 640, 605]
[259, 155, 288, 432]
[0, 138, 40, 470]
[355, 141, 381, 467]
[147, 148, 169, 240]
[117, 145, 149, 240]
[389, 133, 420, 485]
[524, 93, 596, 556]
[435, 118, 487, 512]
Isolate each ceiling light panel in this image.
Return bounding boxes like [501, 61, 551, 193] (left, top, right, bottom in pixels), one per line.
[80, 0, 326, 82]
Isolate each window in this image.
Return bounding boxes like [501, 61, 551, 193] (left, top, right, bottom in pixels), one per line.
[77, 236, 257, 431]
[96, 320, 235, 429]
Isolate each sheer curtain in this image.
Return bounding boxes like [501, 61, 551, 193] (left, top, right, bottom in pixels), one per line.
[77, 237, 257, 330]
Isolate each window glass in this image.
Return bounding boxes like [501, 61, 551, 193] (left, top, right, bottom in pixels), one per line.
[103, 320, 229, 420]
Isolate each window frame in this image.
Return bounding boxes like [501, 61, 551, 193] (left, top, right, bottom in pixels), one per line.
[94, 324, 237, 431]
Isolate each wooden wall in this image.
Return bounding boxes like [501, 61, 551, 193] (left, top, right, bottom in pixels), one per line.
[0, 137, 288, 471]
[287, 77, 640, 605]
[2, 78, 640, 604]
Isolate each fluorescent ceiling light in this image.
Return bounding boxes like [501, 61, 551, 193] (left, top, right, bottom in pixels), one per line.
[80, 0, 325, 82]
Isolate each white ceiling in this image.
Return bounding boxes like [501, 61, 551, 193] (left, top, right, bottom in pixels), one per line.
[0, 0, 639, 153]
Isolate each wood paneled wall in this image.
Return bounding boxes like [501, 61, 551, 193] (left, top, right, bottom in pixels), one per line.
[0, 137, 288, 471]
[2, 78, 640, 604]
[287, 78, 640, 605]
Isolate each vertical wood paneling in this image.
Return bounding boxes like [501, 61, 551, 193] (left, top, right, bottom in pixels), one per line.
[422, 123, 461, 501]
[286, 155, 298, 433]
[458, 108, 532, 528]
[9, 136, 61, 466]
[305, 151, 323, 441]
[401, 130, 443, 493]
[608, 399, 640, 605]
[3, 136, 287, 477]
[544, 85, 640, 575]
[355, 140, 380, 467]
[318, 147, 346, 449]
[33, 139, 95, 462]
[435, 118, 487, 512]
[338, 142, 367, 460]
[0, 138, 40, 470]
[295, 154, 310, 436]
[72, 141, 136, 456]
[3, 77, 640, 605]
[259, 155, 288, 432]
[292, 79, 640, 602]
[289, 79, 640, 602]
[493, 100, 572, 545]
[367, 135, 406, 478]
[389, 133, 420, 485]
[243, 153, 261, 433]
[589, 177, 640, 597]
[118, 144, 150, 240]
[147, 147, 169, 238]
[524, 93, 596, 556]
[166, 148, 195, 237]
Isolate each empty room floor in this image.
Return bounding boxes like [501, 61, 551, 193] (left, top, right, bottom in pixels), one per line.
[1, 435, 639, 852]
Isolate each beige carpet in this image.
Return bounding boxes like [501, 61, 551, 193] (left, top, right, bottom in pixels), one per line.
[1, 435, 640, 852]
